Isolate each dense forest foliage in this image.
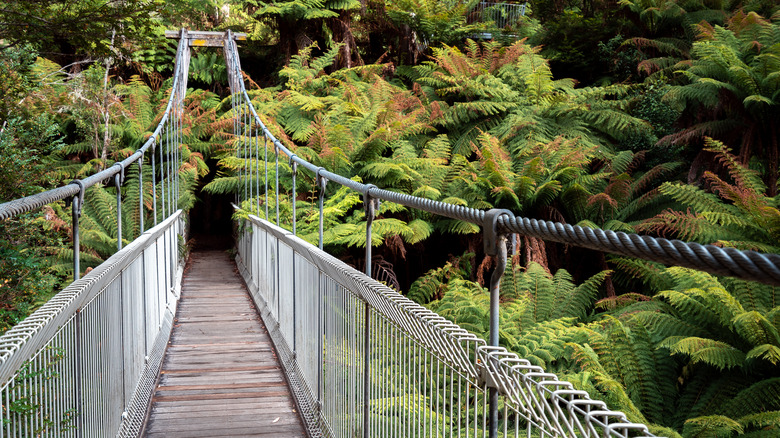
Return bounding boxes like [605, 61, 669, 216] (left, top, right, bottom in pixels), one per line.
[1, 0, 779, 436]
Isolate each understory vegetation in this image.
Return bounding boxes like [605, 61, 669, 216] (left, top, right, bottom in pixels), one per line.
[1, 0, 779, 436]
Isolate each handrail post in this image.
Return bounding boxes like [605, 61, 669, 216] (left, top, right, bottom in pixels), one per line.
[69, 180, 85, 281]
[317, 170, 327, 250]
[160, 129, 166, 220]
[248, 117, 254, 210]
[483, 208, 511, 438]
[255, 126, 260, 215]
[243, 104, 248, 204]
[264, 133, 269, 220]
[138, 153, 144, 233]
[232, 86, 238, 206]
[113, 162, 126, 250]
[290, 157, 298, 235]
[275, 143, 280, 226]
[364, 185, 379, 278]
[151, 138, 158, 225]
[363, 185, 379, 438]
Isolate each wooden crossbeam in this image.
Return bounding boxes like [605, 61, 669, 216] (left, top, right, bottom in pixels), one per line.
[164, 30, 247, 47]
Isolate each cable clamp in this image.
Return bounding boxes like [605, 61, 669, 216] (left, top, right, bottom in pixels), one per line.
[111, 162, 126, 186]
[68, 179, 86, 217]
[483, 209, 513, 256]
[316, 168, 328, 192]
[364, 184, 380, 220]
[475, 347, 505, 390]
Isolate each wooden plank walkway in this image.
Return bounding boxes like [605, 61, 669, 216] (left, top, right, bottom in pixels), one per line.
[142, 249, 306, 437]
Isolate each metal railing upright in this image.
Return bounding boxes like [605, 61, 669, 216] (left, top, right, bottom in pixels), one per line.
[471, 2, 527, 29]
[215, 31, 780, 438]
[237, 215, 661, 437]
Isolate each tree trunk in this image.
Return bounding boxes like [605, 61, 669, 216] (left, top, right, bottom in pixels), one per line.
[599, 252, 616, 298]
[100, 30, 116, 163]
[768, 124, 778, 196]
[328, 12, 363, 70]
[523, 235, 550, 274]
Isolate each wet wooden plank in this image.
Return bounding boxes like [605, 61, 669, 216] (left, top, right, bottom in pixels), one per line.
[142, 250, 305, 437]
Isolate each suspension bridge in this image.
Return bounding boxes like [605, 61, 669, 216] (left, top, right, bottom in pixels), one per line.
[1, 29, 779, 438]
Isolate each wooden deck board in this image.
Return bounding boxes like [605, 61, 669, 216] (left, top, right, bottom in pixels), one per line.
[142, 250, 306, 437]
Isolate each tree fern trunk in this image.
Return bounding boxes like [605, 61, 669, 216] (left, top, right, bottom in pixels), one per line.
[523, 235, 550, 274]
[100, 30, 116, 163]
[328, 12, 363, 69]
[599, 252, 616, 298]
[768, 124, 778, 196]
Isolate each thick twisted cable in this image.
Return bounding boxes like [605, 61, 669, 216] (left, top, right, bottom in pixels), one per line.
[227, 40, 780, 287]
[0, 31, 188, 221]
[499, 216, 780, 285]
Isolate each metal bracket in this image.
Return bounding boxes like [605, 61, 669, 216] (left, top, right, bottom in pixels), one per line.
[316, 168, 328, 195]
[363, 184, 380, 264]
[316, 168, 328, 250]
[363, 184, 380, 219]
[112, 162, 126, 186]
[68, 179, 86, 216]
[289, 155, 298, 172]
[483, 209, 512, 256]
[479, 366, 501, 390]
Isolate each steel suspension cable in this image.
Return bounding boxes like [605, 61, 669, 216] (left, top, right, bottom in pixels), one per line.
[223, 37, 780, 287]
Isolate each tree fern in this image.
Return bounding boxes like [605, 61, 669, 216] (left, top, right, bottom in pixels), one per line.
[639, 139, 780, 252]
[661, 14, 780, 193]
[738, 411, 780, 436]
[682, 415, 744, 438]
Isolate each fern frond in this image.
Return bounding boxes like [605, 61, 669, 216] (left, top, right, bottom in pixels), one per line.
[660, 336, 745, 370]
[724, 378, 780, 420]
[683, 415, 744, 437]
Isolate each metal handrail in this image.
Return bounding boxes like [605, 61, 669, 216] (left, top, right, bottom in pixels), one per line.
[221, 26, 780, 436]
[237, 214, 658, 437]
[0, 38, 184, 219]
[472, 2, 527, 29]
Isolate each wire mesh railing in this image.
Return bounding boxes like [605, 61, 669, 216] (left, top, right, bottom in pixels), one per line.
[237, 214, 658, 437]
[471, 2, 527, 29]
[0, 211, 184, 437]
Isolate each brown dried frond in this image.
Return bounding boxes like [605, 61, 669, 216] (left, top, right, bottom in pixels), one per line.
[636, 208, 702, 240]
[595, 292, 651, 311]
[429, 101, 445, 122]
[241, 71, 262, 90]
[605, 177, 631, 204]
[43, 206, 68, 232]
